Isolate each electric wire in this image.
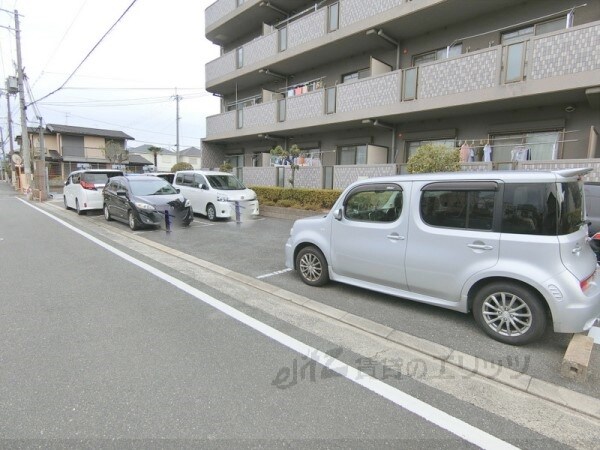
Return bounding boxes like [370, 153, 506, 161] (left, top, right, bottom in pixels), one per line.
[28, 0, 139, 107]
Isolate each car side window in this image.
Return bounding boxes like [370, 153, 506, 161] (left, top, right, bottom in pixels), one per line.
[501, 183, 557, 235]
[420, 183, 497, 230]
[73, 174, 81, 184]
[175, 174, 184, 185]
[344, 184, 403, 222]
[183, 174, 195, 187]
[194, 174, 207, 188]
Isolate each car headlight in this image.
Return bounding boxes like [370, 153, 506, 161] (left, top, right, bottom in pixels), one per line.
[134, 202, 155, 211]
[184, 199, 191, 208]
[217, 194, 229, 202]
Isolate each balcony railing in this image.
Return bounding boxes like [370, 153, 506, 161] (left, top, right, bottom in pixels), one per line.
[206, 22, 600, 139]
[206, 0, 404, 83]
[206, 0, 243, 28]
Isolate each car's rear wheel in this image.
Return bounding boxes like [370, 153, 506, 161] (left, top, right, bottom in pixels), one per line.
[472, 282, 546, 345]
[104, 204, 112, 221]
[128, 210, 139, 230]
[206, 204, 217, 221]
[76, 199, 85, 215]
[64, 195, 69, 210]
[296, 246, 329, 287]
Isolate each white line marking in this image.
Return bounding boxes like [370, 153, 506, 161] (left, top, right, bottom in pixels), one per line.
[20, 199, 518, 450]
[257, 268, 292, 279]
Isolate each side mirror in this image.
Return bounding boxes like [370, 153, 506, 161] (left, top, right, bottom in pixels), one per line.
[201, 183, 208, 190]
[333, 208, 343, 221]
[176, 188, 180, 194]
[64, 180, 69, 186]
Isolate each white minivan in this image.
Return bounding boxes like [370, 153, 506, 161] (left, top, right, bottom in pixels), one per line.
[63, 169, 123, 214]
[172, 170, 259, 221]
[285, 168, 600, 345]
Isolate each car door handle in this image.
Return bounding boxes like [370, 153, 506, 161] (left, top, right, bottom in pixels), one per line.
[467, 243, 494, 251]
[387, 233, 405, 241]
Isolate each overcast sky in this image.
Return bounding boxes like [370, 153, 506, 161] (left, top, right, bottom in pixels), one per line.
[0, 0, 221, 151]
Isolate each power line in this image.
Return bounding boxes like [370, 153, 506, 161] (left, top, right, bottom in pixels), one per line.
[28, 0, 139, 107]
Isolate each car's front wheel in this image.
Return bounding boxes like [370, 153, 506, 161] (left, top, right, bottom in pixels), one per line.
[206, 204, 217, 221]
[128, 210, 140, 230]
[472, 282, 547, 345]
[104, 204, 112, 221]
[63, 195, 69, 210]
[296, 246, 329, 287]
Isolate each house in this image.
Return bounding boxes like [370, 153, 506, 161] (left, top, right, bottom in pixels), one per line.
[202, 0, 600, 188]
[19, 124, 144, 185]
[179, 146, 202, 169]
[127, 144, 178, 172]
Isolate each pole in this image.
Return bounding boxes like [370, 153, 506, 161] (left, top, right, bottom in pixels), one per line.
[174, 89, 180, 164]
[5, 87, 15, 154]
[0, 126, 5, 180]
[15, 9, 31, 188]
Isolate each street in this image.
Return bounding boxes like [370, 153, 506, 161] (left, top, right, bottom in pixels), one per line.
[1, 181, 599, 448]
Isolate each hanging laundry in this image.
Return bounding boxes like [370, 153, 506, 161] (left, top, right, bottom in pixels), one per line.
[460, 142, 470, 162]
[483, 143, 492, 162]
[511, 145, 530, 161]
[468, 146, 475, 162]
[294, 86, 302, 95]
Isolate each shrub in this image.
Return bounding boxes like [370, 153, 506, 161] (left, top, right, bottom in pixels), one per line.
[406, 143, 460, 173]
[251, 186, 342, 210]
[171, 162, 193, 172]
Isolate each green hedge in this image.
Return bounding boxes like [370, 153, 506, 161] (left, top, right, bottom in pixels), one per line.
[251, 186, 342, 210]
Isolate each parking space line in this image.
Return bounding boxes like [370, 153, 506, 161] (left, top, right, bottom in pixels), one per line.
[588, 326, 600, 344]
[256, 268, 292, 279]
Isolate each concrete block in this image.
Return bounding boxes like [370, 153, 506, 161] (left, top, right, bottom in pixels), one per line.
[560, 334, 594, 382]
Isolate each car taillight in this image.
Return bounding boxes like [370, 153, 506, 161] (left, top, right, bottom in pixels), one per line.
[580, 271, 596, 292]
[592, 232, 600, 241]
[80, 181, 96, 190]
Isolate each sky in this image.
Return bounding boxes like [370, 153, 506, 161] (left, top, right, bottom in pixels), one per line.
[0, 0, 221, 151]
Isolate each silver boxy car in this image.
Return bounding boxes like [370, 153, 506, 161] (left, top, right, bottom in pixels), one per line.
[285, 168, 600, 345]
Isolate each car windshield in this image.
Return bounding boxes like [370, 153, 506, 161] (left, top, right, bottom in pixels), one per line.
[206, 175, 245, 190]
[129, 179, 178, 196]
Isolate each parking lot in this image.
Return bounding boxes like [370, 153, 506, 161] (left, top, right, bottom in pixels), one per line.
[47, 196, 600, 400]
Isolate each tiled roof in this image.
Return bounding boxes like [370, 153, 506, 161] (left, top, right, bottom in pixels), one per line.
[45, 124, 134, 140]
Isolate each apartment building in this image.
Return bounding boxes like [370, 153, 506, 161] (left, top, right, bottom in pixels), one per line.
[203, 0, 600, 188]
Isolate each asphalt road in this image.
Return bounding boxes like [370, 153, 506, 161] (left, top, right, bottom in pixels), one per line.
[1, 183, 598, 447]
[73, 200, 600, 401]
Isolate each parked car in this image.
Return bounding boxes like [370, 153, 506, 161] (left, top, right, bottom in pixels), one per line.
[63, 169, 123, 214]
[103, 175, 193, 230]
[172, 170, 259, 221]
[584, 182, 600, 261]
[285, 168, 600, 345]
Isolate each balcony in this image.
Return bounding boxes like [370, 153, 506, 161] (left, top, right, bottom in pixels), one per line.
[205, 22, 600, 141]
[205, 0, 527, 92]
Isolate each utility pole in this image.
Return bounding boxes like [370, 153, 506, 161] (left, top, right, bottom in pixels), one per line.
[172, 89, 181, 164]
[5, 83, 15, 154]
[14, 9, 31, 188]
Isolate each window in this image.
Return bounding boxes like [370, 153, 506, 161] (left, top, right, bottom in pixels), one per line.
[504, 41, 526, 83]
[412, 44, 462, 66]
[406, 139, 456, 161]
[339, 145, 367, 165]
[342, 68, 369, 83]
[501, 181, 583, 235]
[420, 183, 498, 230]
[278, 27, 287, 52]
[402, 67, 418, 100]
[344, 184, 403, 222]
[490, 130, 561, 162]
[236, 47, 243, 69]
[325, 87, 336, 114]
[501, 17, 566, 44]
[328, 3, 339, 32]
